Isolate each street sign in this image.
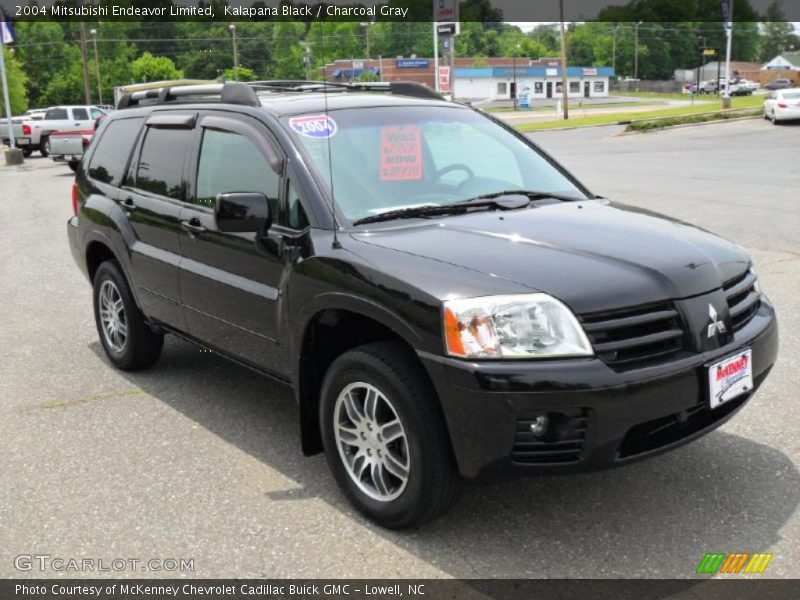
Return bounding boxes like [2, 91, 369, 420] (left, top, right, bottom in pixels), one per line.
[720, 0, 732, 30]
[438, 66, 451, 93]
[703, 48, 716, 56]
[433, 0, 457, 22]
[437, 22, 459, 36]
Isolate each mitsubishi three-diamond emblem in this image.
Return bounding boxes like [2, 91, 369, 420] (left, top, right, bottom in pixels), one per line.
[707, 304, 727, 338]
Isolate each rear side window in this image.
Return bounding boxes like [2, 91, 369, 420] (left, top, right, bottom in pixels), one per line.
[135, 127, 193, 200]
[87, 117, 144, 185]
[45, 108, 68, 120]
[72, 108, 89, 120]
[196, 129, 280, 215]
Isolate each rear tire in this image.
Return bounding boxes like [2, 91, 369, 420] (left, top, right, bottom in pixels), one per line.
[22, 148, 33, 157]
[93, 261, 163, 370]
[39, 136, 50, 157]
[320, 341, 461, 529]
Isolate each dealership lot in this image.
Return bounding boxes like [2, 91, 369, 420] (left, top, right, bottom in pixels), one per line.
[1, 119, 798, 578]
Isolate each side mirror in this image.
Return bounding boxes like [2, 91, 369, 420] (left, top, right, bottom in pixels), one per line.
[215, 192, 270, 233]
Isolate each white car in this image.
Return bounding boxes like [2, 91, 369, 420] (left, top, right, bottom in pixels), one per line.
[764, 88, 800, 123]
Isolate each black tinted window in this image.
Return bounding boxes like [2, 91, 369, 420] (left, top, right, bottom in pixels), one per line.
[87, 118, 143, 185]
[45, 108, 68, 120]
[287, 183, 309, 230]
[196, 129, 280, 214]
[73, 108, 89, 120]
[135, 127, 192, 200]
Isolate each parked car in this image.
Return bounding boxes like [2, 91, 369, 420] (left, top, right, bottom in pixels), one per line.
[67, 81, 778, 528]
[728, 80, 754, 96]
[12, 105, 107, 157]
[764, 88, 800, 123]
[699, 80, 718, 93]
[764, 79, 794, 91]
[49, 116, 105, 171]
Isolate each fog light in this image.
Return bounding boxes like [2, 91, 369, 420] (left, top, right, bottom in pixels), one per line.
[529, 415, 549, 437]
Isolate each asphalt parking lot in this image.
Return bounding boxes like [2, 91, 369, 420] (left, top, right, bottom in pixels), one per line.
[1, 118, 798, 580]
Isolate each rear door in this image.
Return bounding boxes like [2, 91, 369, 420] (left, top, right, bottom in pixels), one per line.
[118, 112, 197, 328]
[70, 107, 93, 131]
[177, 112, 288, 373]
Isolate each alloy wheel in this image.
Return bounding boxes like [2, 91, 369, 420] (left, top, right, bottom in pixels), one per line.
[333, 382, 410, 502]
[98, 279, 127, 352]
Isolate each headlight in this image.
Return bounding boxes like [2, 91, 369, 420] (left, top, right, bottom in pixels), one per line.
[443, 293, 594, 359]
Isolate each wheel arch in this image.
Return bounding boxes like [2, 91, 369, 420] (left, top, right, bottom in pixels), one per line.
[293, 294, 436, 456]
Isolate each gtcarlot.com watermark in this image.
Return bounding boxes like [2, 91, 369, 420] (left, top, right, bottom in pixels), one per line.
[15, 554, 194, 573]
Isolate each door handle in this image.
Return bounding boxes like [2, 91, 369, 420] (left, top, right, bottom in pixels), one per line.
[121, 197, 136, 211]
[181, 218, 207, 236]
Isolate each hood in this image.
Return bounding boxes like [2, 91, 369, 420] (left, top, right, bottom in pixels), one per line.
[350, 200, 750, 315]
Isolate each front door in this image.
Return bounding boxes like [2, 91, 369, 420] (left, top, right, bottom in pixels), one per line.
[510, 82, 517, 99]
[178, 113, 288, 374]
[546, 82, 553, 98]
[584, 81, 591, 98]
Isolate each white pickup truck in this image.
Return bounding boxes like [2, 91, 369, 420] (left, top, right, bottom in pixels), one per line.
[6, 105, 107, 157]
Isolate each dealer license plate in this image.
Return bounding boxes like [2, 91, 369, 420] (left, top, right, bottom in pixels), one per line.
[708, 348, 753, 409]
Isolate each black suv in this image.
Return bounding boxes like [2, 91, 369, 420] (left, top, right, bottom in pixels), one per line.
[68, 81, 778, 528]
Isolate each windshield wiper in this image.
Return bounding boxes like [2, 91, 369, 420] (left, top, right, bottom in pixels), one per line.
[352, 199, 506, 226]
[463, 189, 586, 203]
[351, 190, 583, 227]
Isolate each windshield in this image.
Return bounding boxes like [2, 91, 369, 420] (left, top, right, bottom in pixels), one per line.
[284, 106, 588, 224]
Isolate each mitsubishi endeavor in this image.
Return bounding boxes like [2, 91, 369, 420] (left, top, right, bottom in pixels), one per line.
[67, 81, 778, 529]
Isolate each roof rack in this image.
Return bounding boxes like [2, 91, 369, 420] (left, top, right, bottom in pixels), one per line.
[247, 80, 444, 100]
[115, 79, 444, 110]
[116, 82, 260, 110]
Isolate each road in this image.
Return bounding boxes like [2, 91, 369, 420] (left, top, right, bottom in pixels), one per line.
[0, 119, 798, 580]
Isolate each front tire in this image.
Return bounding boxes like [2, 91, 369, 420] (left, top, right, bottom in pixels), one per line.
[93, 261, 164, 370]
[320, 342, 461, 529]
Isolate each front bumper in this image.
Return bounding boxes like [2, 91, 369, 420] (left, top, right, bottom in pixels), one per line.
[420, 298, 778, 481]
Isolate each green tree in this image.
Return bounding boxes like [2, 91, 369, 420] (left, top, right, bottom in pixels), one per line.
[224, 66, 257, 82]
[760, 1, 799, 61]
[131, 52, 183, 83]
[0, 47, 28, 115]
[357, 70, 379, 82]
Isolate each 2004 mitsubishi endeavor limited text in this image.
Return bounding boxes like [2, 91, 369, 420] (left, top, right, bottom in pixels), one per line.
[67, 81, 778, 529]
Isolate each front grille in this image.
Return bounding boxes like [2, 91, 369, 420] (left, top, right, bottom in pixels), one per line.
[579, 302, 686, 370]
[723, 270, 760, 332]
[511, 410, 587, 465]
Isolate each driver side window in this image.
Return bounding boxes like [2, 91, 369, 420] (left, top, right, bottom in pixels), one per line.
[196, 128, 280, 218]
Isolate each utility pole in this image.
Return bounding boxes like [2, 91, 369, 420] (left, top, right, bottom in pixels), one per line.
[722, 0, 734, 108]
[559, 0, 569, 120]
[229, 24, 238, 81]
[78, 21, 91, 105]
[512, 46, 518, 111]
[612, 26, 619, 74]
[634, 21, 642, 82]
[432, 22, 439, 93]
[90, 28, 102, 105]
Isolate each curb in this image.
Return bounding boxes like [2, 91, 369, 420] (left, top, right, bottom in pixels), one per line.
[616, 114, 762, 136]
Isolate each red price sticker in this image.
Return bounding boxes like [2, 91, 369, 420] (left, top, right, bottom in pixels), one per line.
[380, 125, 423, 181]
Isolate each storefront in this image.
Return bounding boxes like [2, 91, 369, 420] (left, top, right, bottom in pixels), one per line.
[454, 66, 615, 101]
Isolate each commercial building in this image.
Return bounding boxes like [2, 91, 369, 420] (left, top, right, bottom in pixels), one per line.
[319, 57, 614, 100]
